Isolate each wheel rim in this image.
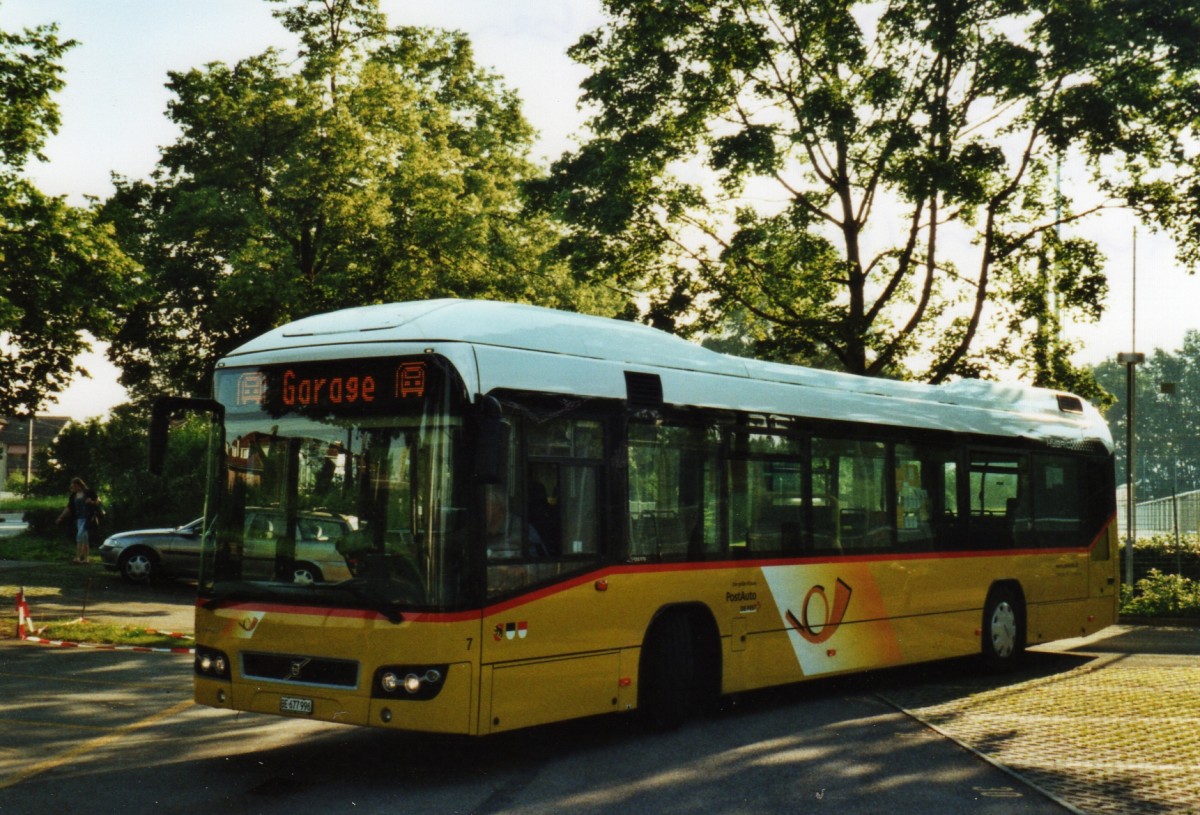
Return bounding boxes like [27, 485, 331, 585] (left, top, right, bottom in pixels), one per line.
[292, 568, 317, 586]
[124, 554, 152, 581]
[989, 600, 1017, 658]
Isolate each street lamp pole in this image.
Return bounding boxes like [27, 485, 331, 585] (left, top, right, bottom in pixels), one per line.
[1161, 382, 1182, 570]
[1119, 352, 1144, 588]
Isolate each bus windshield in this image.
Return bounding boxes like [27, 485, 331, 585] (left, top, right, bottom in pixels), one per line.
[204, 356, 471, 614]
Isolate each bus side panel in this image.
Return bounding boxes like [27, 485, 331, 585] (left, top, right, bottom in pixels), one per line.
[1028, 521, 1119, 645]
[481, 576, 633, 733]
[486, 652, 622, 733]
[1027, 597, 1115, 645]
[1019, 551, 1089, 603]
[886, 610, 983, 665]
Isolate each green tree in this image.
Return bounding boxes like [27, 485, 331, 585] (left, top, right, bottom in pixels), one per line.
[0, 20, 133, 415]
[35, 406, 212, 530]
[103, 0, 610, 400]
[1095, 333, 1200, 502]
[533, 0, 1200, 391]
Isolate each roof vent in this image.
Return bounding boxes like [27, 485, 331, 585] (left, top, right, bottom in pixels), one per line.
[625, 371, 663, 409]
[1056, 394, 1085, 414]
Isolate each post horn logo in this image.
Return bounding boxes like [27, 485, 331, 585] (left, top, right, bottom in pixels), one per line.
[786, 578, 852, 644]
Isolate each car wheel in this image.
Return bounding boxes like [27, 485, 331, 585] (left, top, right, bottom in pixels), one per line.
[291, 563, 323, 585]
[119, 548, 158, 584]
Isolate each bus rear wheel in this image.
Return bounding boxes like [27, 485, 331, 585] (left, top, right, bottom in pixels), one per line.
[638, 611, 694, 730]
[981, 586, 1024, 670]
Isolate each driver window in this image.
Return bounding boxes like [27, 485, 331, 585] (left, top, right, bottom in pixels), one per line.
[486, 410, 605, 598]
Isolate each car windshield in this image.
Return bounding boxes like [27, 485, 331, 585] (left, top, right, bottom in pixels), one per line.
[203, 356, 471, 613]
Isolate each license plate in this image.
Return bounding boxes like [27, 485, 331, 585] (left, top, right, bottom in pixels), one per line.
[280, 696, 313, 715]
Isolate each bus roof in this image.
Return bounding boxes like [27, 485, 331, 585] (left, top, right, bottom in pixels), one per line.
[225, 299, 1113, 452]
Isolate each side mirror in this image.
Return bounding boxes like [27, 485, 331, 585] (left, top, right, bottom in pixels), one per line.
[474, 395, 509, 484]
[150, 396, 224, 475]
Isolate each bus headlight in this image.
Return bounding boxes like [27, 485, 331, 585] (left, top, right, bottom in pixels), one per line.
[195, 646, 232, 680]
[373, 665, 448, 700]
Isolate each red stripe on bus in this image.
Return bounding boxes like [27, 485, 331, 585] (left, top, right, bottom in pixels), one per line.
[195, 514, 1117, 623]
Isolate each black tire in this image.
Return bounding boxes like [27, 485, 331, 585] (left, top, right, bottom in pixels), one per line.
[291, 562, 323, 585]
[119, 548, 158, 585]
[638, 612, 694, 730]
[981, 586, 1024, 670]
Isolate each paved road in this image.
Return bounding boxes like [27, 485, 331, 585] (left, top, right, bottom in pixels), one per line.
[883, 626, 1200, 815]
[0, 643, 1064, 815]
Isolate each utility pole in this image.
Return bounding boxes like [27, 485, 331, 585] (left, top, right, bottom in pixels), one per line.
[24, 417, 34, 498]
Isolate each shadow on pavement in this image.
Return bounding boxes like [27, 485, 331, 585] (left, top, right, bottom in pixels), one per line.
[1061, 624, 1200, 656]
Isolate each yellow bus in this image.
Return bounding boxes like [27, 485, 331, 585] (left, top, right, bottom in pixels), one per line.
[166, 299, 1118, 734]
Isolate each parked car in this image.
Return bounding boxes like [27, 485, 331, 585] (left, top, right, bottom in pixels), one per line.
[99, 510, 354, 585]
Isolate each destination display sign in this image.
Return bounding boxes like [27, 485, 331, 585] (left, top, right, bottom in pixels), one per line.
[218, 358, 437, 417]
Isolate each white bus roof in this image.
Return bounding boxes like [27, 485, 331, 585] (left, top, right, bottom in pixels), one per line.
[224, 299, 1113, 452]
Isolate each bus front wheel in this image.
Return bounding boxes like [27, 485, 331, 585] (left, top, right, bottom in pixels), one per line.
[981, 586, 1024, 670]
[638, 612, 694, 730]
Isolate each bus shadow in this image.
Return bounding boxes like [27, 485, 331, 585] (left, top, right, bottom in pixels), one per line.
[203, 652, 1101, 811]
[1060, 622, 1200, 656]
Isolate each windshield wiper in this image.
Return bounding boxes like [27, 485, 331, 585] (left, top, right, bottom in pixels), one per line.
[329, 578, 408, 624]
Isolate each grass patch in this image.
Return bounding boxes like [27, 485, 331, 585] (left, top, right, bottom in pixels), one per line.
[0, 496, 60, 512]
[32, 619, 191, 649]
[0, 532, 75, 562]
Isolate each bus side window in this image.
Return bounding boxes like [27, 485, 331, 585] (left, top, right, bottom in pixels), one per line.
[895, 443, 959, 551]
[487, 412, 607, 598]
[967, 452, 1030, 549]
[813, 437, 890, 553]
[727, 431, 804, 558]
[628, 422, 720, 562]
[1032, 455, 1084, 549]
[1086, 455, 1115, 560]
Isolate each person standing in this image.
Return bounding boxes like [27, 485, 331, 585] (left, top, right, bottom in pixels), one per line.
[57, 477, 100, 564]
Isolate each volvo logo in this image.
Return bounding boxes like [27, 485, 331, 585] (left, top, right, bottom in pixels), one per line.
[287, 658, 311, 680]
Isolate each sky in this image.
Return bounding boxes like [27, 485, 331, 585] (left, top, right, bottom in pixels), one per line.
[1, 0, 1197, 420]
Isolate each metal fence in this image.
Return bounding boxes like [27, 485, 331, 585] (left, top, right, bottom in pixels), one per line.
[1120, 488, 1200, 537]
[1117, 489, 1200, 583]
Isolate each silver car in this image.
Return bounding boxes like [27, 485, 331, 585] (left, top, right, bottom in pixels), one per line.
[99, 510, 354, 585]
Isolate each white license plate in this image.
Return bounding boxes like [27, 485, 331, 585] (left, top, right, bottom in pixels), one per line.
[280, 696, 313, 715]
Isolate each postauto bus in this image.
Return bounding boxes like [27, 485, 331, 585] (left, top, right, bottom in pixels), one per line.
[153, 299, 1117, 735]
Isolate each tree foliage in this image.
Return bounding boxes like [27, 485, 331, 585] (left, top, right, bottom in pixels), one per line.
[534, 0, 1200, 390]
[0, 20, 133, 415]
[103, 0, 612, 400]
[1094, 332, 1200, 502]
[35, 406, 212, 530]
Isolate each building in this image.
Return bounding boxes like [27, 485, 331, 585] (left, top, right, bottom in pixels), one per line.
[0, 416, 71, 490]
